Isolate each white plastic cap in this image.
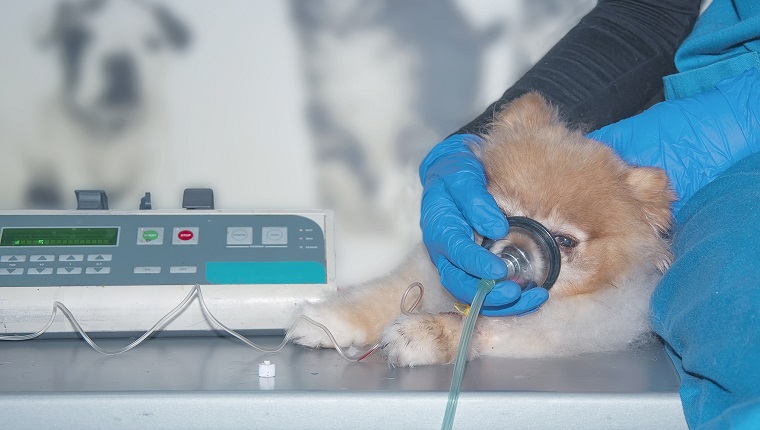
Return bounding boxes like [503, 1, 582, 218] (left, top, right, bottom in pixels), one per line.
[258, 360, 276, 378]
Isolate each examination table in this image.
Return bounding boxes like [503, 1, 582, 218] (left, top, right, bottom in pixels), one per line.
[0, 335, 687, 429]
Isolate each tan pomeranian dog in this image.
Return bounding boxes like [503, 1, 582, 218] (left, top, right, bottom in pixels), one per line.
[287, 93, 674, 367]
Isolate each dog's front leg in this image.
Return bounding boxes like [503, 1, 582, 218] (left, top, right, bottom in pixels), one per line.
[380, 302, 582, 366]
[288, 244, 439, 350]
[287, 279, 414, 349]
[381, 312, 478, 367]
[380, 310, 562, 366]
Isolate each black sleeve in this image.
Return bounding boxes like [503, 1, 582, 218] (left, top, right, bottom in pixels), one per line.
[456, 0, 702, 135]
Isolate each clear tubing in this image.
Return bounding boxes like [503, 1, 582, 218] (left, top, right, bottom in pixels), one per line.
[0, 283, 424, 362]
[441, 278, 495, 430]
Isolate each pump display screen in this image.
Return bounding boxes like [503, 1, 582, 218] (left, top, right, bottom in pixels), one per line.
[0, 227, 119, 247]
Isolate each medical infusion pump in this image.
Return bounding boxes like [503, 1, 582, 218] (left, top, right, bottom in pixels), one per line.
[0, 190, 335, 336]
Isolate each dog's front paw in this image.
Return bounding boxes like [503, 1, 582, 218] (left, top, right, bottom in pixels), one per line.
[381, 313, 464, 367]
[287, 303, 368, 349]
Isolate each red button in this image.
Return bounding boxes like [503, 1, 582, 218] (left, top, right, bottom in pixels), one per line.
[178, 230, 194, 241]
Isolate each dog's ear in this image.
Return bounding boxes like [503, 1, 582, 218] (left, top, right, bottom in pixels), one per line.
[495, 92, 560, 130]
[34, 1, 80, 49]
[153, 5, 191, 51]
[624, 167, 674, 236]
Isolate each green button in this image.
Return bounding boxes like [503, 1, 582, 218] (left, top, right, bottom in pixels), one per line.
[142, 230, 159, 242]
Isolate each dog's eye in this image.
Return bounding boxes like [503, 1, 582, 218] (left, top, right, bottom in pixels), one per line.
[554, 235, 578, 248]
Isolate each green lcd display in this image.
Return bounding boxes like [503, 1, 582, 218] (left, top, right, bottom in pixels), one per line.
[0, 227, 119, 247]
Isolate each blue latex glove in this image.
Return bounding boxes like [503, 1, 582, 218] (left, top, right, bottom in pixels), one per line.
[588, 67, 760, 213]
[419, 133, 550, 316]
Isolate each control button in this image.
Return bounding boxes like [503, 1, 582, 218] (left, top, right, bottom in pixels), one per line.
[262, 227, 288, 245]
[30, 255, 55, 262]
[227, 227, 253, 245]
[134, 266, 161, 274]
[1, 255, 27, 263]
[137, 227, 164, 245]
[28, 267, 54, 275]
[57, 267, 83, 275]
[86, 267, 111, 275]
[172, 227, 199, 245]
[0, 268, 24, 275]
[59, 254, 84, 262]
[87, 254, 113, 262]
[170, 266, 197, 274]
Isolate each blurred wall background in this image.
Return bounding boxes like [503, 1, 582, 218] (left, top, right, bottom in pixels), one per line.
[0, 0, 595, 284]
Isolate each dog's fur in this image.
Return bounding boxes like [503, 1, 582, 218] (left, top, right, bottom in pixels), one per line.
[288, 93, 674, 367]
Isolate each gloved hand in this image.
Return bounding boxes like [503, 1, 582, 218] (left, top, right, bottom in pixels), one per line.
[419, 133, 549, 316]
[588, 67, 760, 213]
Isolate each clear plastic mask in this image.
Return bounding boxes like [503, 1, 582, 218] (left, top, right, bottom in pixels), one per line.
[481, 216, 561, 291]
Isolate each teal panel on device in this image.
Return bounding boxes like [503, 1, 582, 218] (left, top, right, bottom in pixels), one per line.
[206, 262, 326, 284]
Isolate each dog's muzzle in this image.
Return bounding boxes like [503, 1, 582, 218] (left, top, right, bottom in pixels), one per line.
[481, 216, 561, 291]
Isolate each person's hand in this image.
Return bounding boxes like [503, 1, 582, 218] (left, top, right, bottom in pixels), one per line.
[588, 68, 760, 213]
[419, 133, 549, 316]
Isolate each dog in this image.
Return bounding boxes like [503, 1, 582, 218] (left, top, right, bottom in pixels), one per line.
[287, 93, 674, 367]
[21, 0, 190, 208]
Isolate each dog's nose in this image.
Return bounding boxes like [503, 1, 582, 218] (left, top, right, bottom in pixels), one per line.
[102, 52, 139, 106]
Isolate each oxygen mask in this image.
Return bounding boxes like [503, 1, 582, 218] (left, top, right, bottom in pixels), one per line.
[481, 216, 561, 291]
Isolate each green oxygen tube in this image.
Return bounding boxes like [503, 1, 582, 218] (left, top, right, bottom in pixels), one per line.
[440, 278, 495, 430]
